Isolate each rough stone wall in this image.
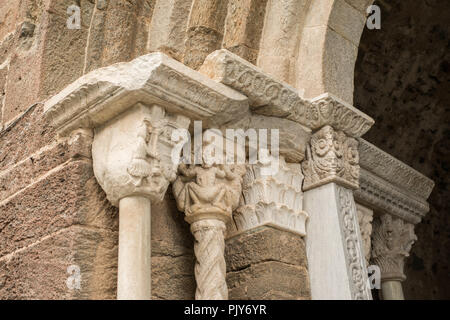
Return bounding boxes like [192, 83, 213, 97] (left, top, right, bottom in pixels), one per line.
[226, 226, 311, 300]
[354, 0, 450, 299]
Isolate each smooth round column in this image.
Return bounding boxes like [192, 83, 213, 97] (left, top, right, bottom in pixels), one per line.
[117, 196, 151, 300]
[381, 280, 404, 300]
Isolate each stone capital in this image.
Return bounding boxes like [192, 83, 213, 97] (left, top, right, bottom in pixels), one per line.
[302, 125, 360, 190]
[172, 135, 246, 224]
[356, 203, 374, 266]
[371, 214, 417, 281]
[230, 155, 308, 237]
[93, 104, 190, 206]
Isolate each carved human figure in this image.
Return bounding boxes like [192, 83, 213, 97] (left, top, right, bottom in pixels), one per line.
[172, 138, 245, 300]
[302, 125, 359, 190]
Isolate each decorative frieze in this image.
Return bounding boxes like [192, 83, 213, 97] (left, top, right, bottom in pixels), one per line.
[358, 139, 434, 199]
[355, 139, 434, 225]
[302, 125, 360, 190]
[230, 156, 308, 237]
[337, 186, 372, 300]
[371, 214, 417, 281]
[356, 203, 374, 265]
[200, 49, 374, 138]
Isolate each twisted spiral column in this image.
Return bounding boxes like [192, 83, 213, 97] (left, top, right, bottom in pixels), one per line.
[190, 219, 228, 300]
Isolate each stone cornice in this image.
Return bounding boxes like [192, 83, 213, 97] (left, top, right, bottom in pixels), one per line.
[200, 49, 374, 138]
[355, 139, 434, 225]
[358, 139, 434, 199]
[44, 52, 249, 136]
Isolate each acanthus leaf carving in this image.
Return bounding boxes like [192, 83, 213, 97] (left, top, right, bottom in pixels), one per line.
[371, 214, 417, 281]
[230, 156, 308, 237]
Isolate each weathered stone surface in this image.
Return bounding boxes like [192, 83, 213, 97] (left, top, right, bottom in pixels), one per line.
[227, 261, 310, 300]
[147, 0, 193, 61]
[0, 160, 118, 258]
[225, 226, 308, 271]
[0, 130, 91, 201]
[0, 104, 55, 172]
[152, 255, 196, 300]
[151, 191, 196, 300]
[0, 225, 118, 300]
[223, 0, 268, 65]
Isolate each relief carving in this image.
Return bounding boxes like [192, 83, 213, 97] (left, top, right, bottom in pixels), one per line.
[172, 136, 245, 300]
[337, 187, 372, 300]
[231, 156, 308, 237]
[371, 214, 417, 281]
[302, 125, 359, 190]
[356, 204, 374, 265]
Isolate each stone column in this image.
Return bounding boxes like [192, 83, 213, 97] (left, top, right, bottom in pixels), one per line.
[92, 104, 190, 299]
[302, 125, 372, 300]
[172, 133, 246, 300]
[227, 155, 311, 299]
[371, 214, 417, 300]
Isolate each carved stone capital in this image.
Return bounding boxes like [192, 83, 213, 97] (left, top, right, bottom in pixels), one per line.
[356, 203, 374, 266]
[371, 214, 417, 281]
[172, 158, 246, 225]
[92, 104, 190, 206]
[229, 156, 308, 237]
[172, 134, 245, 300]
[302, 125, 360, 190]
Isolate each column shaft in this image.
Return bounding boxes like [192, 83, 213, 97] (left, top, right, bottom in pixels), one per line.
[117, 196, 152, 300]
[381, 280, 404, 300]
[191, 219, 227, 300]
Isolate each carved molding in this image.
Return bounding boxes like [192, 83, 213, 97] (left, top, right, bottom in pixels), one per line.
[44, 52, 249, 136]
[355, 168, 430, 224]
[359, 139, 434, 199]
[356, 203, 374, 266]
[371, 214, 417, 281]
[229, 156, 308, 237]
[337, 186, 372, 300]
[302, 126, 360, 190]
[200, 49, 374, 138]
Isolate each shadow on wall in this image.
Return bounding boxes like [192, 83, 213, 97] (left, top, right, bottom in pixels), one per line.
[354, 0, 450, 299]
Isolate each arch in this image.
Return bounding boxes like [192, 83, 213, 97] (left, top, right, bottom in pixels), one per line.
[294, 0, 375, 104]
